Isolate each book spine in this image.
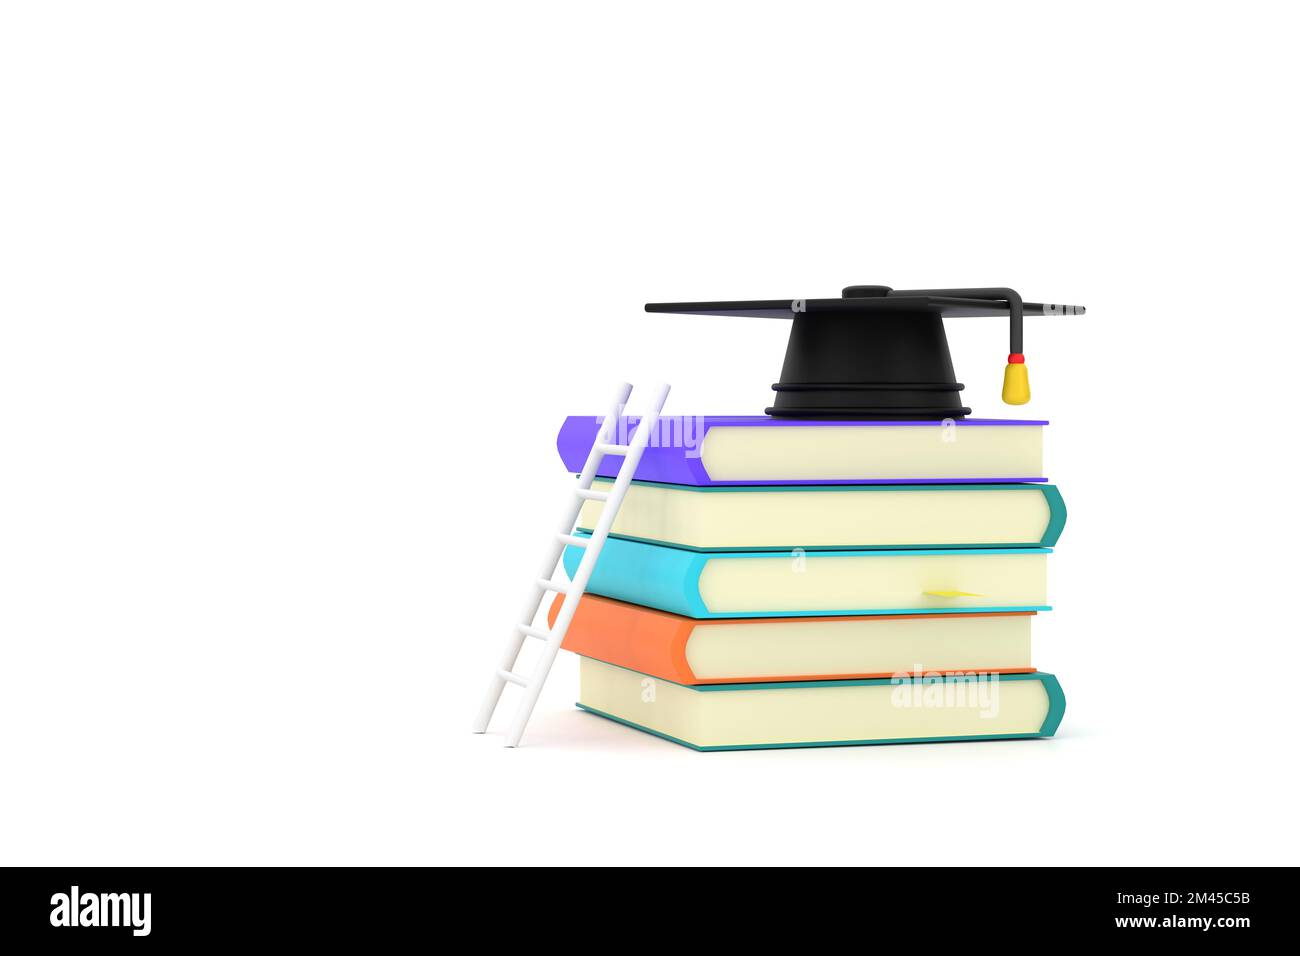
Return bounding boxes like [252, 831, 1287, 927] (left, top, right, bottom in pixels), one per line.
[1040, 484, 1068, 547]
[562, 537, 710, 617]
[550, 595, 697, 683]
[556, 416, 711, 485]
[1037, 672, 1067, 736]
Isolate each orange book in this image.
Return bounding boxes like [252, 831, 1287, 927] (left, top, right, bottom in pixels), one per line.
[552, 594, 1036, 685]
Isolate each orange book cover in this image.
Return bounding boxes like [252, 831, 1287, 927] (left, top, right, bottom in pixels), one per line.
[550, 594, 1036, 685]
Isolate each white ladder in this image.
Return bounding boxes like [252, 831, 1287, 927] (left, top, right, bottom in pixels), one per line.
[472, 382, 671, 747]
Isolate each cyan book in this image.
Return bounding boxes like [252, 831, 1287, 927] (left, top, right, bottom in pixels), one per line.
[562, 534, 1051, 618]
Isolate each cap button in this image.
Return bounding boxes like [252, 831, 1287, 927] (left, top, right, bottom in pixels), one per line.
[842, 285, 892, 298]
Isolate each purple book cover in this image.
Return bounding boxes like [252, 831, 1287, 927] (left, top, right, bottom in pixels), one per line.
[555, 415, 1049, 486]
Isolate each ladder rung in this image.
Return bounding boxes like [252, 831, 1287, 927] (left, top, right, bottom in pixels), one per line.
[595, 442, 631, 455]
[518, 624, 550, 640]
[498, 668, 530, 687]
[537, 577, 569, 594]
[557, 533, 589, 548]
[575, 488, 609, 502]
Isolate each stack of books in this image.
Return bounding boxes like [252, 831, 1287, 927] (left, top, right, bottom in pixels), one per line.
[553, 415, 1067, 751]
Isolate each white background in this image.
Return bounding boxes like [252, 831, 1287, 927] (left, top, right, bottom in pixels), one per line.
[2, 2, 1298, 866]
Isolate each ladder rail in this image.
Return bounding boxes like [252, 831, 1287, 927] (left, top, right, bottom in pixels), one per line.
[501, 382, 669, 747]
[471, 382, 670, 746]
[469, 384, 629, 738]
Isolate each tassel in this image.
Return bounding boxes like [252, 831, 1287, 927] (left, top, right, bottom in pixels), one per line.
[1002, 353, 1030, 405]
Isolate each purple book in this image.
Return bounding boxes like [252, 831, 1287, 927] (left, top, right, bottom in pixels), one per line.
[556, 415, 1049, 486]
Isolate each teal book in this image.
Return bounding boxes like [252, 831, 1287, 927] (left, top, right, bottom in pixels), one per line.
[562, 535, 1051, 618]
[575, 479, 1066, 551]
[577, 658, 1066, 751]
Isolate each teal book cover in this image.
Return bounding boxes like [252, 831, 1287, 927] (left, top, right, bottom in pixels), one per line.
[577, 660, 1066, 751]
[576, 480, 1067, 551]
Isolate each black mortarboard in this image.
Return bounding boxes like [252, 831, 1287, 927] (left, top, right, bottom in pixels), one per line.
[645, 285, 1085, 420]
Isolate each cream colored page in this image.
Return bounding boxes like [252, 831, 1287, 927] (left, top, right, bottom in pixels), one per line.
[700, 425, 1043, 481]
[686, 614, 1032, 678]
[697, 551, 1048, 612]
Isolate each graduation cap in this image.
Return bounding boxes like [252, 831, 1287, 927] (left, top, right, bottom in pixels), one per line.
[645, 285, 1085, 420]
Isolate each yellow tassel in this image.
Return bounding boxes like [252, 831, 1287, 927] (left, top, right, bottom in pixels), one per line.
[1002, 362, 1030, 405]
